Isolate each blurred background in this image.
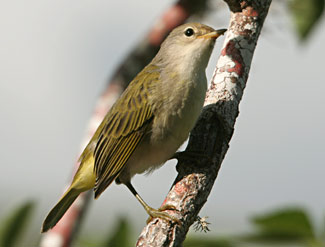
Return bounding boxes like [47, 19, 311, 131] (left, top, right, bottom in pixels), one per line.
[0, 0, 324, 246]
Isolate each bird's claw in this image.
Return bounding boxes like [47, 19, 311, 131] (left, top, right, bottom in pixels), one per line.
[146, 204, 180, 224]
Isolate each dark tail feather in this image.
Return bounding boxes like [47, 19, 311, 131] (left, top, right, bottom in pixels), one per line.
[41, 188, 79, 233]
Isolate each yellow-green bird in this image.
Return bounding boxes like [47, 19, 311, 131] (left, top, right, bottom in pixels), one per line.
[42, 23, 226, 232]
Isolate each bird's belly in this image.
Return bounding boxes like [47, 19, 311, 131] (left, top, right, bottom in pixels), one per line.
[118, 82, 206, 183]
[124, 134, 181, 179]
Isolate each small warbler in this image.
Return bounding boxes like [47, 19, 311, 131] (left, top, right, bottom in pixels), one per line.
[42, 23, 226, 232]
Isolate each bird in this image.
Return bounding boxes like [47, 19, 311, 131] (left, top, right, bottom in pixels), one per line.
[42, 23, 226, 232]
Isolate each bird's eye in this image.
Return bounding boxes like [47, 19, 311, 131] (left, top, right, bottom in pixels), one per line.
[184, 28, 194, 37]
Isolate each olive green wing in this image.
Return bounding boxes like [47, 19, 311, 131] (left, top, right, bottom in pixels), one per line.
[93, 66, 159, 198]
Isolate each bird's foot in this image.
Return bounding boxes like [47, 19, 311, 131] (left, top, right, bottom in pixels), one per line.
[145, 204, 180, 224]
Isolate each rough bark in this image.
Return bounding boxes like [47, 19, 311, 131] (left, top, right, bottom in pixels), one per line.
[136, 1, 272, 246]
[39, 1, 209, 246]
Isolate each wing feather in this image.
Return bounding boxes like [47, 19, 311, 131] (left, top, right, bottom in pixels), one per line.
[91, 65, 159, 198]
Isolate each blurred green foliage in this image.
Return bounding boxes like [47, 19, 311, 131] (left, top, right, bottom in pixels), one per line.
[251, 207, 315, 240]
[289, 0, 325, 41]
[76, 206, 325, 246]
[1, 200, 325, 247]
[102, 217, 132, 247]
[241, 207, 324, 246]
[0, 201, 35, 247]
[78, 216, 133, 247]
[183, 237, 234, 247]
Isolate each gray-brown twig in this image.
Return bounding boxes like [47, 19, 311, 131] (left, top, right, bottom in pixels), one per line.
[136, 1, 272, 246]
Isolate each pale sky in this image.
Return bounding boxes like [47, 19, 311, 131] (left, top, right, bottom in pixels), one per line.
[0, 0, 324, 242]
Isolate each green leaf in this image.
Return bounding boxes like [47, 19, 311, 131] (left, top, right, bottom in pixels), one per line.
[184, 236, 234, 247]
[0, 201, 35, 247]
[289, 0, 325, 41]
[249, 207, 315, 242]
[103, 217, 132, 247]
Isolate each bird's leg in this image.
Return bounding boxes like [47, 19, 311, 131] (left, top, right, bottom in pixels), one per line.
[125, 182, 180, 224]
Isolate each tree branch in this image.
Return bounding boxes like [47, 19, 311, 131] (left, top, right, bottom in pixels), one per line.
[136, 1, 272, 246]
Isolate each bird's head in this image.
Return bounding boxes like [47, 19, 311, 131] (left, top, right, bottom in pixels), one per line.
[153, 23, 226, 74]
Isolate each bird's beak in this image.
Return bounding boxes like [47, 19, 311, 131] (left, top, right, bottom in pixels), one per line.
[198, 28, 227, 40]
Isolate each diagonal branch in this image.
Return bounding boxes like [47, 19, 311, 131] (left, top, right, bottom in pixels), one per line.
[136, 1, 272, 246]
